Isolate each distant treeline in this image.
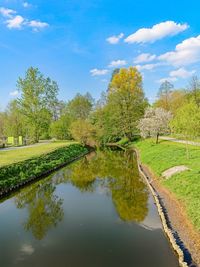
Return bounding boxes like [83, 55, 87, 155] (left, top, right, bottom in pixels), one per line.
[0, 67, 200, 147]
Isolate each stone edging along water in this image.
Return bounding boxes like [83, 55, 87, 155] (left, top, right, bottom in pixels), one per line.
[0, 149, 91, 200]
[134, 149, 190, 267]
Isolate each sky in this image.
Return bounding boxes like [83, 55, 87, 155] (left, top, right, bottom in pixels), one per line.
[1, 0, 200, 110]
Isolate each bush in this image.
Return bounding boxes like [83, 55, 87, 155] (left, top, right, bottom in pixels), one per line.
[0, 144, 88, 192]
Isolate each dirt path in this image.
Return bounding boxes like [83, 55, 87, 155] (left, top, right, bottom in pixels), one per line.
[160, 136, 200, 146]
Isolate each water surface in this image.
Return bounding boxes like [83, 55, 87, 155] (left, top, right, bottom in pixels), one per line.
[0, 150, 179, 267]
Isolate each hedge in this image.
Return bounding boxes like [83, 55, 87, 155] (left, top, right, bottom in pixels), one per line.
[0, 144, 89, 196]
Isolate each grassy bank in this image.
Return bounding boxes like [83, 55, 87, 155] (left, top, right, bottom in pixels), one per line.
[0, 144, 88, 194]
[134, 139, 200, 230]
[0, 141, 75, 167]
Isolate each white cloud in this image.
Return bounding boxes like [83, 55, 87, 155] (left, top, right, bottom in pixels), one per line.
[28, 20, 49, 30]
[157, 68, 195, 84]
[157, 77, 177, 83]
[135, 63, 159, 71]
[106, 33, 124, 44]
[159, 35, 200, 66]
[0, 6, 49, 31]
[90, 68, 109, 76]
[9, 90, 19, 97]
[0, 7, 16, 17]
[108, 59, 127, 68]
[134, 53, 156, 64]
[169, 68, 196, 78]
[6, 15, 24, 29]
[124, 21, 188, 44]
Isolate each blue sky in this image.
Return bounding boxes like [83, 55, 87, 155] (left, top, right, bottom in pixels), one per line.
[1, 0, 200, 109]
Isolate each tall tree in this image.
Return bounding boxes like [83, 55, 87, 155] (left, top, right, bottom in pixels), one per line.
[4, 100, 25, 137]
[17, 67, 59, 142]
[155, 89, 186, 115]
[157, 80, 174, 110]
[187, 76, 200, 107]
[107, 68, 120, 92]
[108, 67, 148, 140]
[65, 93, 94, 120]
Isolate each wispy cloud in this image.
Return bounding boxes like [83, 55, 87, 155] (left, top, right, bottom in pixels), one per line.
[106, 33, 124, 44]
[125, 21, 189, 44]
[0, 6, 49, 31]
[170, 68, 196, 78]
[134, 53, 156, 64]
[28, 20, 49, 31]
[157, 77, 177, 83]
[157, 67, 196, 84]
[135, 63, 160, 71]
[108, 59, 127, 68]
[90, 68, 109, 76]
[0, 7, 16, 17]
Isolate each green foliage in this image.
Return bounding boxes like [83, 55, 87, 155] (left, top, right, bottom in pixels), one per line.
[134, 139, 200, 230]
[0, 144, 88, 192]
[93, 67, 148, 143]
[0, 141, 75, 166]
[17, 67, 59, 142]
[70, 119, 96, 146]
[4, 100, 25, 137]
[170, 101, 200, 139]
[65, 92, 94, 120]
[50, 114, 72, 140]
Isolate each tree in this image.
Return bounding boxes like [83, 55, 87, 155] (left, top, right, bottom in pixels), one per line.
[157, 80, 174, 110]
[17, 67, 59, 142]
[65, 93, 94, 120]
[155, 89, 186, 115]
[50, 114, 72, 140]
[107, 67, 148, 140]
[187, 76, 200, 107]
[0, 112, 5, 137]
[170, 101, 200, 157]
[107, 68, 120, 92]
[138, 107, 172, 144]
[70, 119, 96, 146]
[4, 100, 25, 137]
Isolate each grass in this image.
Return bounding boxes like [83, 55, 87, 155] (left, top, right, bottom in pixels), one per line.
[0, 141, 76, 167]
[134, 138, 200, 230]
[0, 144, 88, 192]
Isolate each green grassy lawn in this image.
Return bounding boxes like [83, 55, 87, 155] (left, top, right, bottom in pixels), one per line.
[134, 139, 200, 230]
[0, 141, 76, 167]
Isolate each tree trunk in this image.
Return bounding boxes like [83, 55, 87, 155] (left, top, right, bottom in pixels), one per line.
[156, 133, 159, 144]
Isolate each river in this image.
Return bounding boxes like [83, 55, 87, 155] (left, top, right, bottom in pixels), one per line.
[0, 150, 179, 267]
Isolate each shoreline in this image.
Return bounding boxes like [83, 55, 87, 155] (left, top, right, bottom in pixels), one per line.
[0, 146, 91, 200]
[135, 148, 198, 267]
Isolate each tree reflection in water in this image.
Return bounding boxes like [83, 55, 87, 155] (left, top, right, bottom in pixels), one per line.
[14, 149, 148, 240]
[15, 179, 64, 240]
[66, 149, 148, 222]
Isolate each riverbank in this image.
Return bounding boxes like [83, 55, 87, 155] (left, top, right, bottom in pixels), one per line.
[134, 139, 200, 266]
[0, 141, 76, 167]
[0, 144, 89, 198]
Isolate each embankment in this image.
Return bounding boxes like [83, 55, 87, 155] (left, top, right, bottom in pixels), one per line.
[134, 139, 200, 266]
[0, 144, 89, 198]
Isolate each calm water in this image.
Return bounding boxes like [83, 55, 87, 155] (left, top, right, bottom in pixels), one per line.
[0, 150, 179, 267]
